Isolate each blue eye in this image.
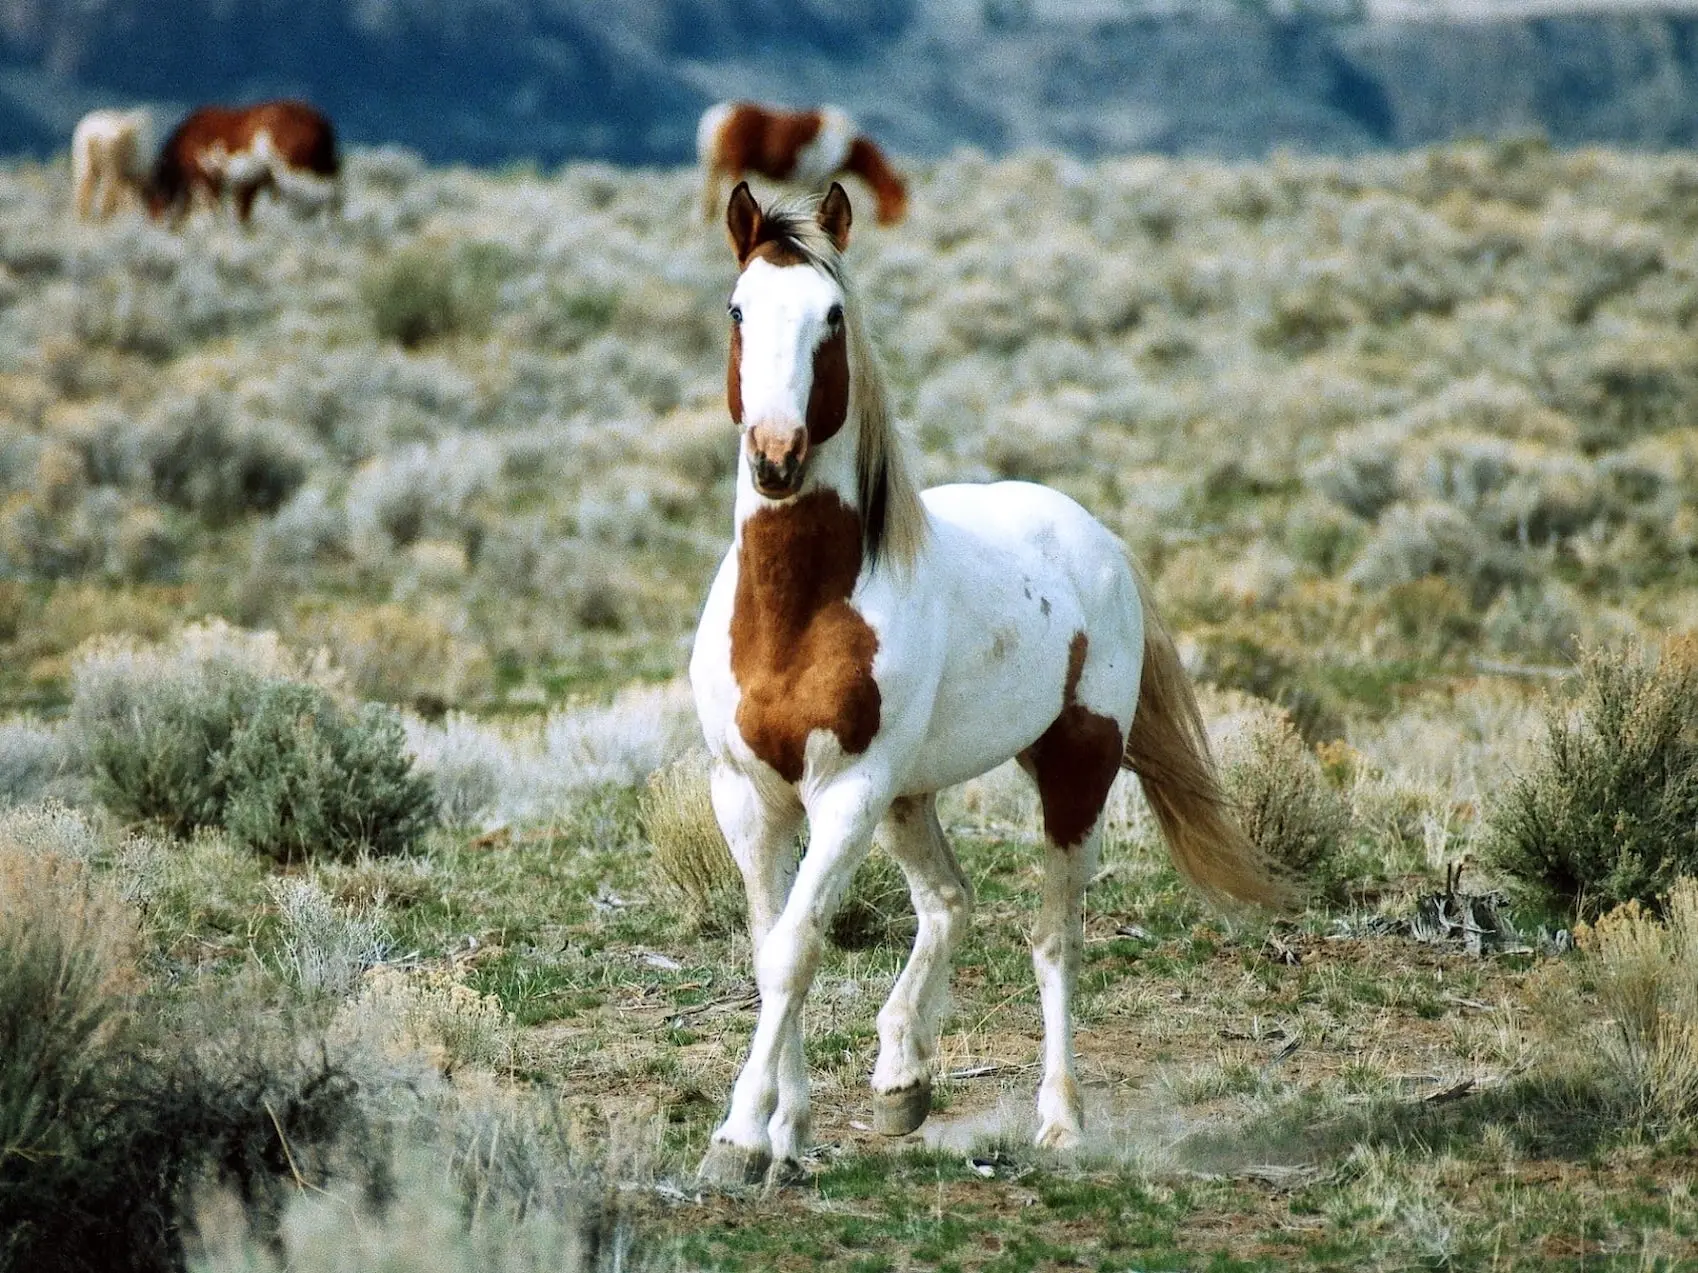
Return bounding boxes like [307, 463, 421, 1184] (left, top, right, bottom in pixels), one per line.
[728, 305, 743, 324]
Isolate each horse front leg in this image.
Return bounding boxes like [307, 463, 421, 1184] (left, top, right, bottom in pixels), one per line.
[706, 764, 806, 1182]
[871, 794, 972, 1136]
[700, 777, 886, 1187]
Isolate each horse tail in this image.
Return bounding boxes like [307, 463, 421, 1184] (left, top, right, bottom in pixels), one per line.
[1122, 568, 1295, 910]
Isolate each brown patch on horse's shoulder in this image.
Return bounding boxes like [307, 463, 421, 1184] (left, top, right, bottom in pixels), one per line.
[1023, 631, 1124, 848]
[730, 490, 880, 783]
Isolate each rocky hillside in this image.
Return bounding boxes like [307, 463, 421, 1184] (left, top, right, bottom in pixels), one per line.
[6, 1, 1698, 162]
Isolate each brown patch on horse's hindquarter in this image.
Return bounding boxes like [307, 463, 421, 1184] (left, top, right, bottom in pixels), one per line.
[731, 491, 880, 782]
[1023, 633, 1125, 848]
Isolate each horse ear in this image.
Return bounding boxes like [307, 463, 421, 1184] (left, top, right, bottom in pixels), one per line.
[726, 181, 762, 262]
[818, 181, 852, 251]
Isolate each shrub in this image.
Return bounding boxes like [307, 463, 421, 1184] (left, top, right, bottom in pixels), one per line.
[0, 842, 145, 1271]
[219, 681, 437, 863]
[362, 244, 495, 348]
[1484, 638, 1698, 920]
[266, 877, 391, 998]
[294, 604, 493, 711]
[1, 813, 389, 1273]
[1218, 708, 1353, 906]
[0, 721, 80, 808]
[195, 1088, 639, 1273]
[0, 800, 105, 864]
[826, 850, 915, 952]
[79, 656, 257, 836]
[346, 964, 524, 1073]
[72, 626, 435, 859]
[1572, 879, 1698, 1131]
[143, 393, 307, 526]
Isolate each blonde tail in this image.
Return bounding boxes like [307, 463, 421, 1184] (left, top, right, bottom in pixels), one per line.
[1123, 570, 1295, 910]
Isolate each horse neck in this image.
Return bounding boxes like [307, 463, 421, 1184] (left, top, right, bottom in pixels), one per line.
[733, 416, 863, 545]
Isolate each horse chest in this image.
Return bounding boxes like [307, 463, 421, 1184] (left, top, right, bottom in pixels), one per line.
[726, 494, 882, 784]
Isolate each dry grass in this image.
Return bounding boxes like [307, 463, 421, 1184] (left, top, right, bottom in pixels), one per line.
[1574, 879, 1698, 1131]
[1216, 702, 1354, 904]
[639, 751, 740, 936]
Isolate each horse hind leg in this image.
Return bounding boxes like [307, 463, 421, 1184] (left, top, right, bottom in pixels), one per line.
[700, 163, 730, 224]
[1017, 638, 1128, 1151]
[870, 794, 972, 1136]
[1028, 817, 1102, 1150]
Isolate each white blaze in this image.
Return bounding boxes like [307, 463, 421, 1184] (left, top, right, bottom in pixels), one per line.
[730, 256, 842, 429]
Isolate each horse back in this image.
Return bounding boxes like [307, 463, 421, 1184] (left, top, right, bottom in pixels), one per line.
[246, 101, 339, 176]
[163, 101, 336, 177]
[714, 103, 825, 181]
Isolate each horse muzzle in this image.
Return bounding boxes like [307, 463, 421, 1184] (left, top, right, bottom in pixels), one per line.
[746, 422, 809, 499]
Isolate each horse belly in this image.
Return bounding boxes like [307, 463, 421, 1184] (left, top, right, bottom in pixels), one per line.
[895, 556, 1084, 795]
[897, 484, 1143, 796]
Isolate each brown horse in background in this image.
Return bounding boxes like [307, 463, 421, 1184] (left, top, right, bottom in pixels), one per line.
[149, 100, 340, 225]
[696, 102, 908, 227]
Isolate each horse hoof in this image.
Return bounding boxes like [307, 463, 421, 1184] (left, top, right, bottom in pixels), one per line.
[871, 1082, 932, 1136]
[767, 1156, 808, 1187]
[698, 1140, 772, 1187]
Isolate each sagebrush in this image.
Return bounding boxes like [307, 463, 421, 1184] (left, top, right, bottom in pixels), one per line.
[1484, 637, 1698, 920]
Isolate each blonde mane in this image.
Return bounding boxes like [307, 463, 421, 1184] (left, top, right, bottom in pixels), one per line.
[754, 197, 928, 572]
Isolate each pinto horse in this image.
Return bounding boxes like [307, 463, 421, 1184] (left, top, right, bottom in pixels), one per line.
[696, 102, 908, 228]
[148, 100, 339, 225]
[689, 182, 1291, 1186]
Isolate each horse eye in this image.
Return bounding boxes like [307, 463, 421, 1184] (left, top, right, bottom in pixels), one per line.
[728, 304, 743, 324]
[826, 304, 843, 328]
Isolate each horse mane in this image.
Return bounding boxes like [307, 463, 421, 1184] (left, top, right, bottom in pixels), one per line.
[753, 196, 928, 573]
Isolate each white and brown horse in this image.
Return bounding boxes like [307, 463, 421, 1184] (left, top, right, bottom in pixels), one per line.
[71, 108, 153, 221]
[696, 102, 909, 228]
[689, 182, 1290, 1186]
[148, 100, 340, 225]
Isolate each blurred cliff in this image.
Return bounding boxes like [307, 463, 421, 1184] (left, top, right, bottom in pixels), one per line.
[5, 1, 1698, 162]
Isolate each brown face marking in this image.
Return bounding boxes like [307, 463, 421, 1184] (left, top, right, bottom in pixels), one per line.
[727, 320, 743, 424]
[1021, 632, 1125, 848]
[805, 325, 849, 446]
[730, 490, 880, 783]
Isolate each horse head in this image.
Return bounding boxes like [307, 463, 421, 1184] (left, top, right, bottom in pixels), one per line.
[724, 181, 854, 502]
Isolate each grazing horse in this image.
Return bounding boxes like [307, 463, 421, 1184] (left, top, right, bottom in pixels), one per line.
[696, 102, 909, 227]
[148, 100, 340, 225]
[71, 108, 152, 221]
[688, 182, 1290, 1187]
